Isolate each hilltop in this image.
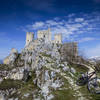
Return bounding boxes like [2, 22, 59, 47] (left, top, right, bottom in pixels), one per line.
[0, 29, 100, 100]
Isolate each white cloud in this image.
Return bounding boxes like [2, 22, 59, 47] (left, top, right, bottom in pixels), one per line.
[31, 22, 45, 29]
[46, 20, 58, 26]
[82, 21, 88, 25]
[75, 18, 84, 22]
[25, 21, 45, 31]
[24, 19, 87, 41]
[78, 37, 96, 43]
[67, 13, 75, 18]
[21, 13, 100, 42]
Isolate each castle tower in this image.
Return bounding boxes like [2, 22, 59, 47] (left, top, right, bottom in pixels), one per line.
[54, 34, 62, 44]
[48, 28, 52, 42]
[26, 32, 34, 46]
[37, 28, 52, 43]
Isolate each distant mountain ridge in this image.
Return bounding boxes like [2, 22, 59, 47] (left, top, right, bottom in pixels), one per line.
[88, 56, 100, 65]
[90, 56, 100, 61]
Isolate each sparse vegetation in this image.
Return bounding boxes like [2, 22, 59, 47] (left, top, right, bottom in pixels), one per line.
[41, 52, 51, 58]
[0, 64, 13, 71]
[1, 33, 100, 100]
[0, 79, 23, 90]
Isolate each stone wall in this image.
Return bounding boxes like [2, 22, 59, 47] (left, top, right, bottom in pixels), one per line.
[54, 34, 62, 44]
[37, 28, 51, 43]
[24, 39, 39, 51]
[60, 42, 78, 61]
[26, 32, 34, 46]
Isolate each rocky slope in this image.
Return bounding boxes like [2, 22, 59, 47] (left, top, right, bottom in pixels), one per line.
[0, 39, 100, 100]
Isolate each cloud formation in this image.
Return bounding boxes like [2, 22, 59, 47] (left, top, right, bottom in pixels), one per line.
[78, 37, 96, 43]
[21, 13, 100, 43]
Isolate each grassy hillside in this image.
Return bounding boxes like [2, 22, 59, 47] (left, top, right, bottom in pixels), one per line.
[0, 62, 100, 100]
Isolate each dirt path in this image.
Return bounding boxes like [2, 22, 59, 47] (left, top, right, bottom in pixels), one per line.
[46, 65, 88, 100]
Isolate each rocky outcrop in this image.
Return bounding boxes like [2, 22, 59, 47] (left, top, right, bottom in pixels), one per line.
[3, 53, 18, 65]
[0, 93, 5, 100]
[4, 67, 25, 80]
[0, 38, 94, 100]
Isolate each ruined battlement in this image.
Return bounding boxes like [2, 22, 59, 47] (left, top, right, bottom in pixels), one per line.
[37, 28, 52, 43]
[26, 32, 34, 46]
[3, 28, 78, 65]
[53, 34, 62, 44]
[26, 28, 62, 46]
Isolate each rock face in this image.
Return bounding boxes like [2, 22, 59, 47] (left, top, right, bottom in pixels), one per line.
[0, 38, 94, 100]
[5, 67, 25, 80]
[32, 55, 64, 99]
[3, 49, 18, 65]
[0, 94, 5, 100]
[1, 39, 65, 100]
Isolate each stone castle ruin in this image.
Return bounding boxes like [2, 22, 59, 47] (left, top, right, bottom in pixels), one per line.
[3, 28, 78, 64]
[1, 29, 96, 100]
[61, 42, 78, 61]
[37, 28, 52, 43]
[53, 34, 62, 44]
[26, 28, 62, 46]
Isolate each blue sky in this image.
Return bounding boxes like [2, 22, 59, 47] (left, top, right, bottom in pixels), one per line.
[0, 0, 100, 59]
